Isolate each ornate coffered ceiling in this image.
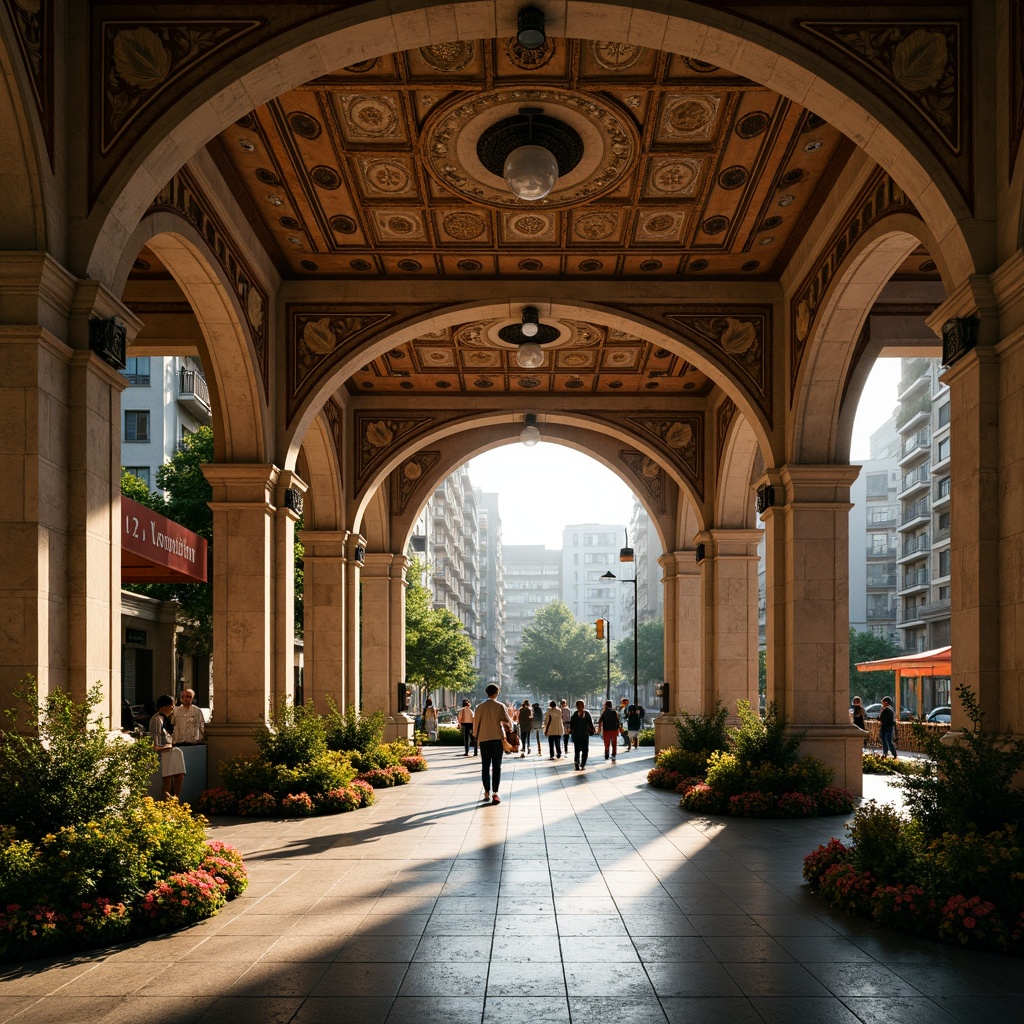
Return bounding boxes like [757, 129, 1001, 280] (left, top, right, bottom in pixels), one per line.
[208, 36, 861, 281]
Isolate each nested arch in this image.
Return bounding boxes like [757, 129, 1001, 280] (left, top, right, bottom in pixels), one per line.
[0, 24, 46, 250]
[298, 408, 344, 531]
[346, 412, 696, 556]
[284, 298, 775, 472]
[83, 2, 975, 291]
[119, 215, 270, 464]
[716, 414, 761, 530]
[790, 214, 940, 465]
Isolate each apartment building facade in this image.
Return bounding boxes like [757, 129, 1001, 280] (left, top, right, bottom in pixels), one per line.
[475, 490, 507, 689]
[560, 524, 627, 641]
[504, 545, 562, 689]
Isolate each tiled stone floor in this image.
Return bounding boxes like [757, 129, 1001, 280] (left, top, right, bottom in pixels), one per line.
[3, 746, 1023, 1024]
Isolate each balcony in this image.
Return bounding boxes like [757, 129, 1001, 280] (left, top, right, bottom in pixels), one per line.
[933, 477, 951, 509]
[918, 597, 951, 620]
[866, 573, 897, 588]
[900, 567, 929, 594]
[898, 534, 930, 562]
[897, 357, 931, 399]
[900, 497, 930, 529]
[177, 368, 211, 420]
[899, 463, 930, 498]
[896, 394, 932, 432]
[899, 429, 931, 466]
[866, 607, 896, 621]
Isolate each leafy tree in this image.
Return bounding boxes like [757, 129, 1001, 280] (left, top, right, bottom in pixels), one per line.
[120, 467, 155, 505]
[404, 558, 477, 694]
[849, 628, 898, 702]
[614, 618, 664, 693]
[515, 600, 607, 702]
[294, 515, 304, 639]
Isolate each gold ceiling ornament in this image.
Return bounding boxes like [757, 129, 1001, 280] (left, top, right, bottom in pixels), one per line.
[421, 87, 639, 210]
[418, 41, 474, 72]
[590, 41, 645, 71]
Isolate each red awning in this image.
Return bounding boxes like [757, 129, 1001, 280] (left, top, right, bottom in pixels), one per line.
[121, 496, 208, 584]
[855, 646, 951, 677]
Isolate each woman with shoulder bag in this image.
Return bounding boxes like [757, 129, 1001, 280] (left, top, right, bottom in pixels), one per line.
[598, 700, 621, 762]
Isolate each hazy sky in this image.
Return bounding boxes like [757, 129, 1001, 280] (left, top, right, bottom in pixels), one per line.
[468, 357, 904, 549]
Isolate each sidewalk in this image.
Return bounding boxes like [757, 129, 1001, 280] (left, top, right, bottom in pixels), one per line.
[1, 746, 1021, 1024]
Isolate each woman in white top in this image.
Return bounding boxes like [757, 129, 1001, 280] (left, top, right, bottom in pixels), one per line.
[543, 700, 563, 759]
[423, 698, 439, 743]
[457, 698, 476, 756]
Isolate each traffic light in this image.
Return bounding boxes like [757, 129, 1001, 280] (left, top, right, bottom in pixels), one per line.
[596, 619, 604, 640]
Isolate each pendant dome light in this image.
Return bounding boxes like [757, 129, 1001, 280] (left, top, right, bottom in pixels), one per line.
[498, 307, 560, 367]
[520, 413, 541, 447]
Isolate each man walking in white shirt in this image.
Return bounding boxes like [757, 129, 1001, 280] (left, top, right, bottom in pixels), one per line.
[172, 688, 205, 746]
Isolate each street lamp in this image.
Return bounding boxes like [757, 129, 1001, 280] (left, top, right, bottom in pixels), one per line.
[601, 532, 638, 706]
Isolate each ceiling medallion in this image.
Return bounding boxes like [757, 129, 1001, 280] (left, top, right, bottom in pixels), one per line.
[689, 259, 709, 271]
[507, 35, 556, 70]
[575, 211, 618, 240]
[736, 111, 770, 139]
[343, 58, 379, 74]
[330, 215, 357, 234]
[422, 87, 639, 210]
[419, 41, 474, 72]
[443, 212, 487, 239]
[311, 165, 341, 189]
[590, 41, 645, 70]
[287, 112, 322, 139]
[519, 258, 543, 271]
[640, 259, 662, 272]
[458, 259, 483, 272]
[477, 108, 584, 180]
[684, 57, 720, 73]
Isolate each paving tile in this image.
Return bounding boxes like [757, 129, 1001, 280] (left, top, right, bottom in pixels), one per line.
[703, 934, 795, 963]
[335, 934, 422, 962]
[661, 996, 763, 1024]
[559, 935, 640, 961]
[564, 962, 658, 997]
[289, 996, 394, 1024]
[569, 996, 668, 1023]
[226, 962, 329, 997]
[261, 933, 345, 962]
[398, 961, 486, 997]
[414, 934, 494, 962]
[558, 913, 627, 936]
[644, 962, 744, 998]
[193, 996, 303, 1024]
[483, 995, 571, 1024]
[309, 962, 410, 998]
[95, 995, 216, 1024]
[841, 998, 964, 1024]
[747, 996, 864, 1024]
[631, 936, 717, 963]
[385, 996, 485, 1024]
[723, 962, 832, 997]
[0, 997, 120, 1023]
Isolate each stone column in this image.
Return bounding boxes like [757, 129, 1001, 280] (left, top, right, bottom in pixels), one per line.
[656, 550, 702, 751]
[760, 464, 864, 794]
[360, 551, 414, 741]
[0, 257, 140, 729]
[201, 463, 279, 774]
[704, 529, 762, 721]
[272, 471, 306, 707]
[299, 528, 349, 714]
[345, 534, 365, 710]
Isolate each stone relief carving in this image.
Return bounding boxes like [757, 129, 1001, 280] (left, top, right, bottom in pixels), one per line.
[150, 169, 270, 397]
[789, 170, 917, 399]
[625, 415, 704, 500]
[395, 451, 441, 513]
[507, 35, 556, 70]
[296, 313, 391, 385]
[660, 95, 720, 141]
[716, 397, 737, 469]
[620, 451, 666, 512]
[3, 0, 54, 164]
[337, 95, 402, 140]
[418, 41, 474, 72]
[355, 414, 435, 487]
[591, 41, 645, 71]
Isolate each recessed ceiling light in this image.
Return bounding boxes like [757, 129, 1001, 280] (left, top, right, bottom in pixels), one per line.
[804, 140, 823, 152]
[759, 236, 775, 245]
[778, 194, 795, 207]
[267, 194, 283, 206]
[239, 139, 256, 152]
[286, 236, 302, 246]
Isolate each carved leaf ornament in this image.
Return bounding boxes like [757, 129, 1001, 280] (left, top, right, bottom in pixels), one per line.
[112, 27, 172, 89]
[891, 29, 948, 93]
[366, 421, 395, 448]
[302, 318, 337, 355]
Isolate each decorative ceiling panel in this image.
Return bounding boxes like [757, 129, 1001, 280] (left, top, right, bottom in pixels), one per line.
[212, 36, 855, 280]
[346, 317, 712, 397]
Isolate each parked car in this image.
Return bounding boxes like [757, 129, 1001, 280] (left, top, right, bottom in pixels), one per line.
[863, 702, 916, 721]
[925, 705, 951, 723]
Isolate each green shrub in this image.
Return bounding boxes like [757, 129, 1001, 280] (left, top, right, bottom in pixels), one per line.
[324, 700, 385, 753]
[222, 751, 355, 799]
[847, 801, 925, 886]
[257, 698, 327, 768]
[637, 728, 655, 746]
[704, 750, 744, 796]
[0, 678, 157, 840]
[654, 746, 708, 777]
[674, 701, 729, 753]
[925, 827, 1024, 908]
[436, 726, 464, 745]
[220, 755, 277, 796]
[729, 700, 803, 769]
[899, 684, 1024, 840]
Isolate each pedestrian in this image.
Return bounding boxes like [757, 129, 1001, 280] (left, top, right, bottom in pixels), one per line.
[458, 698, 477, 756]
[559, 699, 572, 759]
[518, 699, 534, 756]
[543, 700, 563, 759]
[423, 698, 439, 743]
[850, 696, 866, 732]
[599, 699, 621, 761]
[625, 701, 645, 750]
[618, 697, 630, 751]
[172, 688, 205, 746]
[531, 702, 544, 756]
[569, 700, 595, 770]
[149, 694, 185, 799]
[879, 696, 898, 758]
[472, 684, 514, 804]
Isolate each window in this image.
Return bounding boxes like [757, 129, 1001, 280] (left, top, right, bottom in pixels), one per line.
[937, 476, 950, 499]
[938, 549, 951, 577]
[122, 357, 151, 386]
[938, 402, 950, 427]
[938, 511, 951, 531]
[870, 506, 895, 524]
[937, 437, 950, 462]
[123, 466, 150, 488]
[866, 473, 888, 498]
[869, 533, 890, 555]
[939, 585, 949, 601]
[124, 410, 150, 442]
